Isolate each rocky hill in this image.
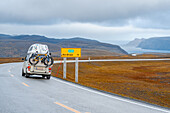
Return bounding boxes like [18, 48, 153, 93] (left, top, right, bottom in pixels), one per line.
[0, 34, 128, 57]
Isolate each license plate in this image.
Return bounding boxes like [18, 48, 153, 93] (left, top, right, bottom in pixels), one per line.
[35, 67, 44, 70]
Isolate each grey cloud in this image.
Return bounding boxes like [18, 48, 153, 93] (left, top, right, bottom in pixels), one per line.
[0, 0, 170, 29]
[129, 10, 170, 29]
[1, 23, 170, 41]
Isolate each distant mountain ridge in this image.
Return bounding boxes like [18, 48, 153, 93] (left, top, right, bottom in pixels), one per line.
[138, 37, 170, 50]
[0, 34, 128, 57]
[125, 38, 145, 47]
[126, 37, 170, 51]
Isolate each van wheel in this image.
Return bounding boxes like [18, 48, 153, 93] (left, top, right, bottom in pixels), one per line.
[42, 75, 45, 79]
[22, 69, 25, 76]
[46, 76, 51, 79]
[25, 73, 30, 78]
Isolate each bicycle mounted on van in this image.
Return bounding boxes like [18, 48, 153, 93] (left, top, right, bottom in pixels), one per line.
[29, 52, 53, 66]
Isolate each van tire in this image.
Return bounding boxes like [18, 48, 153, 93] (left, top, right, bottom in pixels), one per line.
[46, 75, 51, 79]
[42, 75, 45, 78]
[25, 73, 30, 78]
[22, 69, 25, 76]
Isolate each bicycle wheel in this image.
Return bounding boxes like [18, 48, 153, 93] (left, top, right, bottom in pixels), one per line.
[29, 56, 39, 65]
[44, 57, 53, 66]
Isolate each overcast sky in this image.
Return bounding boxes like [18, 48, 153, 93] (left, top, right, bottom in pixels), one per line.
[0, 0, 170, 43]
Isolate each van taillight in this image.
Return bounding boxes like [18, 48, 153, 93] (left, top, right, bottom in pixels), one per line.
[28, 66, 31, 71]
[49, 68, 51, 72]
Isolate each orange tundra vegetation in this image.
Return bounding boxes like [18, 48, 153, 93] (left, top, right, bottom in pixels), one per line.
[52, 60, 170, 108]
[0, 57, 22, 64]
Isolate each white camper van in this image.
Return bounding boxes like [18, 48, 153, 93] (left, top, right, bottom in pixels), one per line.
[22, 44, 53, 79]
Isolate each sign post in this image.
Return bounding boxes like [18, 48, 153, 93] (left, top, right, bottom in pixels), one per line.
[75, 57, 78, 82]
[61, 48, 81, 82]
[63, 57, 67, 79]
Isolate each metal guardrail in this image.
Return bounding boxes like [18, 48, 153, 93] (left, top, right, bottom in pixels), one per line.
[54, 58, 170, 63]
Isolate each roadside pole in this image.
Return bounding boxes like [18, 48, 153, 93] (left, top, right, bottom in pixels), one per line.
[89, 57, 90, 62]
[63, 57, 67, 79]
[75, 57, 79, 82]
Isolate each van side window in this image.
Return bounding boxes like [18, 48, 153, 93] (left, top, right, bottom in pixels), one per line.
[25, 55, 29, 61]
[29, 46, 33, 51]
[25, 56, 27, 61]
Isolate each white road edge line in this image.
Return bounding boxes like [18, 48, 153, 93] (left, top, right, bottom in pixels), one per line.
[52, 77, 169, 113]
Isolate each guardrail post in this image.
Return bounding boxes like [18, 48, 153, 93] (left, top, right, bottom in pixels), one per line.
[75, 57, 78, 82]
[89, 57, 90, 62]
[63, 57, 67, 79]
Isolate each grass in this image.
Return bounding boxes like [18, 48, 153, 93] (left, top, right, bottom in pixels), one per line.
[52, 60, 170, 108]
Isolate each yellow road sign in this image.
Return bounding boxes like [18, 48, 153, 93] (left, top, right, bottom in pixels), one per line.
[61, 48, 81, 57]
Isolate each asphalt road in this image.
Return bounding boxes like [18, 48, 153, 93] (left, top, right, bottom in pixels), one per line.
[0, 62, 169, 113]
